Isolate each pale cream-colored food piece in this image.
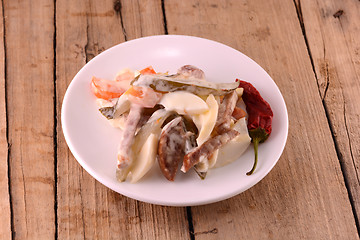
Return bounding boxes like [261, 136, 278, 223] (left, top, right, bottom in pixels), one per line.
[191, 94, 219, 173]
[96, 98, 117, 108]
[159, 91, 209, 115]
[192, 94, 219, 145]
[235, 87, 244, 97]
[108, 115, 127, 130]
[129, 133, 159, 183]
[214, 117, 251, 168]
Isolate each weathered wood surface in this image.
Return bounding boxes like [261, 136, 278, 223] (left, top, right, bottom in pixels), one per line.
[164, 0, 359, 238]
[56, 0, 189, 239]
[1, 0, 359, 239]
[296, 0, 360, 222]
[0, 1, 11, 239]
[4, 0, 56, 239]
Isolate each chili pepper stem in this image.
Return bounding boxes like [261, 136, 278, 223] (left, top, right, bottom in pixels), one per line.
[247, 138, 259, 175]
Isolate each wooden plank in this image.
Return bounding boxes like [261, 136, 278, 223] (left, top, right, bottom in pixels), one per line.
[56, 0, 189, 239]
[4, 0, 55, 239]
[120, 0, 165, 40]
[297, 0, 360, 222]
[0, 0, 11, 239]
[164, 0, 359, 239]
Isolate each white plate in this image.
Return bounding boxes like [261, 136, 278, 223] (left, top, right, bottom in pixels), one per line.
[62, 35, 288, 206]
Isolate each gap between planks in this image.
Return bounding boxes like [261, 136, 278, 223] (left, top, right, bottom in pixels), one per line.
[53, 0, 58, 239]
[1, 0, 14, 238]
[161, 0, 168, 34]
[292, 0, 360, 236]
[113, 0, 128, 41]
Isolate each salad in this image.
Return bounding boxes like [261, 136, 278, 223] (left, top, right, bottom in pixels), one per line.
[91, 65, 273, 183]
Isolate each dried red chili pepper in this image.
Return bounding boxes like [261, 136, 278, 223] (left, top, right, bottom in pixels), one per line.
[237, 79, 273, 175]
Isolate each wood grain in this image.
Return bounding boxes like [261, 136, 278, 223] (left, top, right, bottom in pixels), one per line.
[297, 0, 360, 222]
[0, 0, 11, 239]
[121, 0, 165, 40]
[56, 0, 189, 239]
[0, 0, 356, 239]
[164, 0, 359, 239]
[4, 0, 55, 239]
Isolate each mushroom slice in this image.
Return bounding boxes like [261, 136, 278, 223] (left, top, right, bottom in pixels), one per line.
[158, 117, 186, 181]
[177, 65, 205, 80]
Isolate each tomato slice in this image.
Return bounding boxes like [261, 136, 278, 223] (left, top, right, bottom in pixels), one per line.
[140, 66, 156, 75]
[91, 76, 126, 100]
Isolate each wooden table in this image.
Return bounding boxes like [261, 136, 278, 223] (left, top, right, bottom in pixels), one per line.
[0, 0, 359, 239]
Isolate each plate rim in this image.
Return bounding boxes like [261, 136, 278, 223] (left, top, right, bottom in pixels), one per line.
[61, 34, 289, 206]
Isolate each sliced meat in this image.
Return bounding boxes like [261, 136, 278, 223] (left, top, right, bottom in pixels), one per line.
[177, 65, 205, 79]
[182, 129, 240, 173]
[157, 117, 186, 181]
[182, 91, 239, 173]
[213, 91, 238, 134]
[117, 104, 143, 170]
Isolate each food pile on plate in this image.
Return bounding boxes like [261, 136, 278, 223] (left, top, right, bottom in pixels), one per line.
[91, 65, 271, 183]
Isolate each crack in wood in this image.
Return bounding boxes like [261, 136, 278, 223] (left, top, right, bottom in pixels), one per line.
[161, 0, 168, 34]
[19, 151, 29, 238]
[186, 207, 195, 240]
[294, 0, 360, 236]
[321, 57, 330, 101]
[115, 0, 127, 41]
[292, 0, 318, 81]
[2, 0, 14, 238]
[343, 102, 360, 185]
[84, 20, 90, 63]
[53, 0, 58, 239]
[79, 171, 86, 240]
[333, 1, 360, 212]
[322, 89, 360, 237]
[338, 94, 360, 236]
[194, 227, 218, 235]
[84, 1, 92, 63]
[319, 35, 329, 101]
[113, 0, 121, 13]
[333, 10, 344, 18]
